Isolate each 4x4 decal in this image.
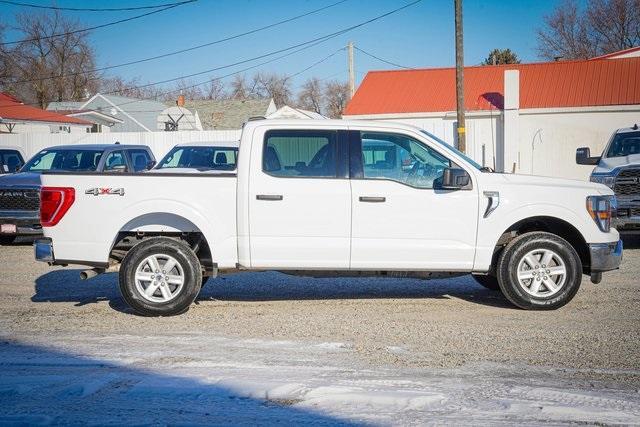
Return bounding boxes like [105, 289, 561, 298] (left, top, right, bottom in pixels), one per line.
[85, 188, 125, 196]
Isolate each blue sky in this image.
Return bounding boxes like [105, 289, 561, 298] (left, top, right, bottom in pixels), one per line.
[1, 0, 563, 92]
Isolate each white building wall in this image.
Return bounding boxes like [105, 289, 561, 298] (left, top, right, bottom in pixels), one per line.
[516, 109, 640, 180]
[0, 129, 242, 161]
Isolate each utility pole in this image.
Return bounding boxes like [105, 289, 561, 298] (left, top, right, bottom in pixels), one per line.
[347, 41, 355, 99]
[454, 0, 466, 153]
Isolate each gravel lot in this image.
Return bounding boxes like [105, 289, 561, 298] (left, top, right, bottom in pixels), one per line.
[0, 236, 639, 424]
[1, 236, 639, 379]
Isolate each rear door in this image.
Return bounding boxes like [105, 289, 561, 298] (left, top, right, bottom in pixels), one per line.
[349, 130, 479, 270]
[248, 127, 351, 268]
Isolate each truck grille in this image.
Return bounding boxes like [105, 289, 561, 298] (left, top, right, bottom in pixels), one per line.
[0, 189, 40, 211]
[614, 168, 640, 197]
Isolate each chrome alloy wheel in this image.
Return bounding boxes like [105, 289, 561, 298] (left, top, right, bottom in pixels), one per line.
[134, 254, 185, 303]
[516, 248, 567, 298]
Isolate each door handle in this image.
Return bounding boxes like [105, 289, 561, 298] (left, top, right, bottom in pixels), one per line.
[256, 194, 283, 201]
[359, 196, 386, 203]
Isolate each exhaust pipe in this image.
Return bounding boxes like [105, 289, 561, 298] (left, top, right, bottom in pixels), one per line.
[79, 268, 105, 280]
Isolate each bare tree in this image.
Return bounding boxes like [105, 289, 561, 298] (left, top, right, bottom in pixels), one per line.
[0, 10, 99, 107]
[537, 0, 597, 60]
[537, 0, 640, 60]
[296, 77, 324, 114]
[587, 0, 640, 53]
[324, 80, 349, 119]
[230, 74, 249, 100]
[252, 72, 291, 107]
[204, 79, 226, 100]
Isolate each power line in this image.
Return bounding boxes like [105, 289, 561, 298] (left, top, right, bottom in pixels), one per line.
[0, 1, 197, 46]
[8, 0, 349, 84]
[286, 47, 346, 81]
[3, 0, 422, 117]
[354, 46, 414, 69]
[0, 0, 194, 12]
[102, 0, 422, 97]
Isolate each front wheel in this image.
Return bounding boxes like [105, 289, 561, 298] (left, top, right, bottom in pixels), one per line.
[496, 232, 582, 310]
[119, 237, 202, 316]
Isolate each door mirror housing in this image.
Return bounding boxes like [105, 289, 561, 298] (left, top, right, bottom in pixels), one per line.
[440, 167, 471, 190]
[576, 147, 601, 165]
[146, 160, 156, 170]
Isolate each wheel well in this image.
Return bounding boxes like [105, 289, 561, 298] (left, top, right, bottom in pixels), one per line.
[491, 216, 590, 274]
[109, 232, 215, 275]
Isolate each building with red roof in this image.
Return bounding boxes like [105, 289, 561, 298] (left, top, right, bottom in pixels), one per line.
[343, 52, 640, 179]
[0, 93, 91, 134]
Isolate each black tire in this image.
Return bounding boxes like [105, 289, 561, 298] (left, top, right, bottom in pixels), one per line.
[0, 235, 16, 245]
[471, 273, 501, 291]
[119, 237, 202, 316]
[496, 231, 582, 310]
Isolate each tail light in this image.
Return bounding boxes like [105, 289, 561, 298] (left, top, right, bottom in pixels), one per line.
[40, 187, 75, 227]
[586, 195, 615, 233]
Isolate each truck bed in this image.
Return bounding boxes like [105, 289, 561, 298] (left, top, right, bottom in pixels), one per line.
[39, 172, 239, 268]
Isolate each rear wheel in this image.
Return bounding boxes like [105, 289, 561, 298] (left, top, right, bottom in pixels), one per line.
[0, 235, 16, 245]
[496, 232, 582, 310]
[471, 273, 500, 291]
[119, 237, 202, 316]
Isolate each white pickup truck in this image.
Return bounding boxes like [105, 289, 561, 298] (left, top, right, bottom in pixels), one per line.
[35, 119, 622, 316]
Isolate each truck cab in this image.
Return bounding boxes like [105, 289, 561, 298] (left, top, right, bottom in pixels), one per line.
[576, 125, 640, 233]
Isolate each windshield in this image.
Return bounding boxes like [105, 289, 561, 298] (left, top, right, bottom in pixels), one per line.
[22, 149, 104, 172]
[606, 131, 640, 158]
[420, 130, 483, 170]
[0, 150, 24, 173]
[157, 146, 238, 170]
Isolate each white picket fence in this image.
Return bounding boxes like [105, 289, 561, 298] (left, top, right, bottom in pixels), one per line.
[0, 130, 242, 161]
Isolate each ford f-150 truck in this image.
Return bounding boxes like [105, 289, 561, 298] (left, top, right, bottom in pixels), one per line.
[34, 119, 622, 316]
[576, 125, 640, 233]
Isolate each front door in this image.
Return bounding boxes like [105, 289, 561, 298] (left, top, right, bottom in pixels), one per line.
[350, 130, 479, 270]
[248, 128, 351, 269]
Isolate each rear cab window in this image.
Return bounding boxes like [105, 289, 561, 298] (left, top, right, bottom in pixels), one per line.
[263, 130, 338, 178]
[157, 146, 238, 170]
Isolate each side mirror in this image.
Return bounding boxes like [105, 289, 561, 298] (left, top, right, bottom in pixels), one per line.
[15, 165, 22, 172]
[576, 147, 601, 165]
[441, 167, 471, 190]
[146, 160, 156, 170]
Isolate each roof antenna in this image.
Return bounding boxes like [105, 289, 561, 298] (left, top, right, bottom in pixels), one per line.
[633, 124, 638, 130]
[115, 141, 120, 144]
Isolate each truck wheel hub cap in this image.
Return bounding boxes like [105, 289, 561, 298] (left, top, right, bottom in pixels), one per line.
[516, 248, 567, 298]
[134, 254, 185, 303]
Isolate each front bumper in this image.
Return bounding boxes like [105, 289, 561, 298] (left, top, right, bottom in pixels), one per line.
[34, 238, 54, 263]
[589, 239, 623, 272]
[0, 211, 41, 236]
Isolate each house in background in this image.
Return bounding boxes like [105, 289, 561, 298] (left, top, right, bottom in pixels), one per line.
[0, 92, 91, 134]
[48, 93, 166, 133]
[267, 105, 327, 120]
[343, 49, 640, 180]
[180, 98, 276, 130]
[47, 100, 123, 133]
[157, 95, 203, 131]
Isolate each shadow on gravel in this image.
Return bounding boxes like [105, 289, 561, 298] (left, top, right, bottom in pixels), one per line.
[0, 340, 354, 425]
[32, 268, 513, 313]
[621, 233, 640, 249]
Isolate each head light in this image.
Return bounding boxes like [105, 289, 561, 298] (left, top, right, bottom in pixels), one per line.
[586, 195, 616, 232]
[590, 174, 615, 189]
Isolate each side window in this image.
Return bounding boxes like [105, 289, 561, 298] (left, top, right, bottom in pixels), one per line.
[263, 130, 337, 178]
[360, 132, 451, 189]
[129, 149, 152, 172]
[104, 151, 128, 172]
[28, 152, 56, 171]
